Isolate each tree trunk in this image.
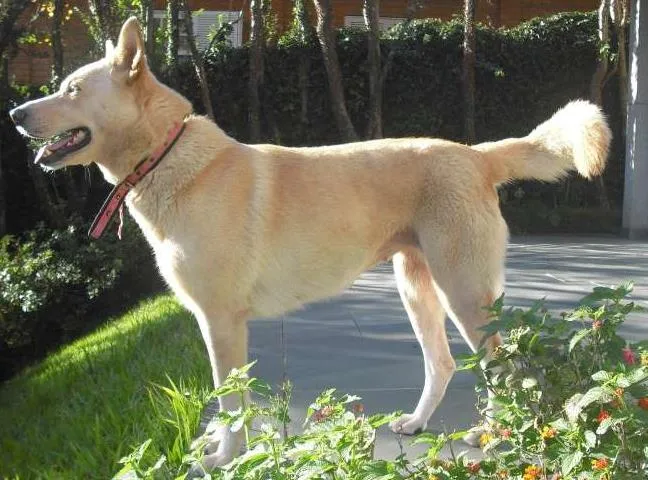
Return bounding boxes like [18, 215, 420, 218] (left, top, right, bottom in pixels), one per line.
[462, 0, 476, 144]
[312, 0, 358, 142]
[0, 1, 31, 57]
[0, 154, 4, 236]
[0, 113, 5, 236]
[590, 0, 610, 106]
[51, 0, 64, 88]
[485, 0, 501, 28]
[249, 0, 265, 142]
[590, 0, 612, 210]
[141, 0, 156, 63]
[364, 0, 383, 139]
[166, 0, 180, 89]
[287, 0, 313, 140]
[181, 1, 215, 120]
[615, 0, 629, 132]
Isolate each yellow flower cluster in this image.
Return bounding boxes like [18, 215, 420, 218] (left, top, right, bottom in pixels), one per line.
[523, 464, 542, 480]
[479, 432, 495, 447]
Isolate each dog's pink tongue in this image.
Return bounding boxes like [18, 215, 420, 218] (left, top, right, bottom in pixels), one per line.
[49, 136, 71, 151]
[34, 136, 70, 163]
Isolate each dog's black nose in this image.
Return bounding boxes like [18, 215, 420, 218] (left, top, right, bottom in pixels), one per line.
[9, 107, 27, 126]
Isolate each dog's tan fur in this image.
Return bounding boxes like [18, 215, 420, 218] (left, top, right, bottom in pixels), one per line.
[11, 18, 611, 468]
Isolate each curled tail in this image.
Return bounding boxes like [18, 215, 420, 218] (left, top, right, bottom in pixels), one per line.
[473, 100, 612, 185]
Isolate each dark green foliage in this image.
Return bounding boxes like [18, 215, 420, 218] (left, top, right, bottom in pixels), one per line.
[2, 11, 623, 234]
[0, 218, 161, 380]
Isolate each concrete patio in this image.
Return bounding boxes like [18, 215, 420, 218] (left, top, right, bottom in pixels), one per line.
[220, 235, 648, 460]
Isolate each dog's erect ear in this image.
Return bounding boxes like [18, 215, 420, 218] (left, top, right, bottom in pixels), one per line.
[112, 17, 146, 82]
[105, 40, 115, 59]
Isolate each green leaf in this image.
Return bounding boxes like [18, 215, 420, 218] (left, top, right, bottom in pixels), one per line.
[565, 393, 584, 423]
[596, 417, 619, 435]
[579, 286, 618, 305]
[561, 450, 583, 476]
[569, 328, 591, 353]
[368, 413, 397, 428]
[579, 386, 613, 409]
[591, 370, 612, 382]
[247, 378, 273, 397]
[522, 377, 538, 389]
[230, 416, 246, 433]
[625, 367, 648, 386]
[448, 430, 470, 441]
[550, 418, 571, 431]
[584, 430, 597, 450]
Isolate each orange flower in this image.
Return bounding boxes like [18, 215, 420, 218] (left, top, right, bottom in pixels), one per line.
[611, 388, 624, 408]
[638, 397, 648, 410]
[523, 465, 542, 480]
[499, 428, 512, 439]
[597, 410, 611, 423]
[592, 458, 609, 470]
[467, 461, 481, 473]
[592, 320, 603, 330]
[496, 470, 508, 479]
[541, 425, 557, 440]
[312, 405, 335, 422]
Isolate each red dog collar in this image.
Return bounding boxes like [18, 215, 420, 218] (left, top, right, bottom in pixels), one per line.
[89, 121, 186, 239]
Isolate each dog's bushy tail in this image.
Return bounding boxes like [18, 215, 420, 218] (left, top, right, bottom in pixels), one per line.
[473, 100, 611, 185]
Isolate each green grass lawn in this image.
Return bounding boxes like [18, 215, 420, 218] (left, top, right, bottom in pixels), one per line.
[0, 294, 212, 479]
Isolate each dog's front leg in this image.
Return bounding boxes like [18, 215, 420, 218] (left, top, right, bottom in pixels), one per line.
[196, 313, 249, 470]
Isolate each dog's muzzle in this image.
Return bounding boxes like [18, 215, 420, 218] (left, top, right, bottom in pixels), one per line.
[9, 107, 27, 127]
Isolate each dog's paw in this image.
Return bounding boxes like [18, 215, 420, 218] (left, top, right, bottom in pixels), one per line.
[190, 431, 222, 454]
[202, 449, 236, 470]
[389, 413, 428, 435]
[194, 427, 243, 472]
[185, 461, 209, 479]
[191, 421, 229, 455]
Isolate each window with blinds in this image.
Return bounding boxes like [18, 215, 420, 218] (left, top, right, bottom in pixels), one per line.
[153, 10, 242, 54]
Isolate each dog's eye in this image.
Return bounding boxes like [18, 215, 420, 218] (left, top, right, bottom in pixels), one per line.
[66, 83, 80, 95]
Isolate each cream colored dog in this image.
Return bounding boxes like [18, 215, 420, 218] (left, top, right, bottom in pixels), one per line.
[11, 18, 611, 469]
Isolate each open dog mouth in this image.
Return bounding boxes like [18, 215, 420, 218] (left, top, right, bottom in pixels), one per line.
[32, 127, 91, 167]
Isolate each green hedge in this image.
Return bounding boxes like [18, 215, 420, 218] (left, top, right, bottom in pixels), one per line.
[175, 11, 623, 214]
[0, 219, 162, 381]
[1, 11, 623, 235]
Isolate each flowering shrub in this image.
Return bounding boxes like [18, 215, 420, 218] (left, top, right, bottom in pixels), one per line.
[116, 284, 647, 479]
[457, 282, 648, 479]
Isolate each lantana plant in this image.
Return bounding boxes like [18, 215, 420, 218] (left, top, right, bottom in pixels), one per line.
[115, 284, 647, 479]
[459, 282, 648, 479]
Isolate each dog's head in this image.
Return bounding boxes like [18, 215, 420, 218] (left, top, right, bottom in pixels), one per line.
[10, 17, 190, 178]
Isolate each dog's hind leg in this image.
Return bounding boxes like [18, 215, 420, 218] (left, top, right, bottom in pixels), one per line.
[420, 216, 508, 444]
[389, 250, 456, 435]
